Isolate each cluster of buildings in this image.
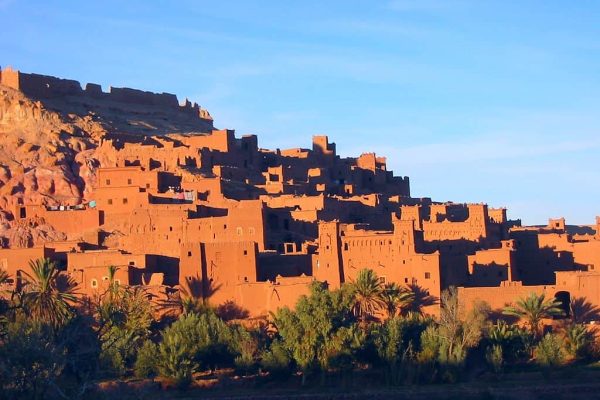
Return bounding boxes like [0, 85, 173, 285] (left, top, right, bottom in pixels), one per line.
[1, 68, 599, 318]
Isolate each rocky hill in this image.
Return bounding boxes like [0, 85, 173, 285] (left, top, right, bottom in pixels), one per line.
[0, 67, 215, 247]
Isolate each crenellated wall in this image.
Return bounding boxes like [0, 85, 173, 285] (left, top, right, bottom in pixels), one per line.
[0, 66, 212, 122]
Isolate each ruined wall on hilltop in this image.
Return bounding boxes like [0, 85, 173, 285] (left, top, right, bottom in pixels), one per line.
[0, 67, 213, 125]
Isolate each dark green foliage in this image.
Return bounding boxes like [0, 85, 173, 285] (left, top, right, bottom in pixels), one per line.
[154, 309, 239, 386]
[503, 293, 564, 339]
[487, 320, 533, 362]
[372, 315, 429, 384]
[535, 332, 565, 368]
[260, 339, 293, 379]
[486, 344, 504, 374]
[272, 281, 357, 383]
[563, 323, 595, 360]
[134, 340, 159, 378]
[0, 320, 65, 399]
[96, 285, 153, 376]
[21, 258, 78, 330]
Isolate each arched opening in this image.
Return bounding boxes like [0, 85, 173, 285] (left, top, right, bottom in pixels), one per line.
[554, 291, 571, 319]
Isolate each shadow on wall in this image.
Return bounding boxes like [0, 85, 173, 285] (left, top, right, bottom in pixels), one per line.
[406, 284, 438, 314]
[570, 296, 600, 324]
[216, 300, 250, 321]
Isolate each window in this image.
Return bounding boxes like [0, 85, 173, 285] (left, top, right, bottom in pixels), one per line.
[425, 272, 431, 279]
[114, 279, 121, 285]
[127, 178, 132, 185]
[236, 227, 243, 236]
[169, 226, 173, 232]
[105, 179, 111, 185]
[107, 199, 113, 205]
[344, 243, 349, 251]
[187, 251, 192, 257]
[122, 198, 128, 204]
[379, 276, 386, 284]
[404, 278, 409, 283]
[243, 250, 248, 255]
[129, 261, 135, 266]
[91, 279, 98, 288]
[146, 183, 150, 189]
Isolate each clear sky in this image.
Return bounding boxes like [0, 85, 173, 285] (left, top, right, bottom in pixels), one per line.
[1, 0, 599, 225]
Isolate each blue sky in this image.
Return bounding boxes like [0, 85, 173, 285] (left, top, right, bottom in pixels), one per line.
[1, 0, 599, 225]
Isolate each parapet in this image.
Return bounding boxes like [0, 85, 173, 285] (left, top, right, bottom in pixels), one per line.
[0, 66, 213, 122]
[312, 135, 336, 156]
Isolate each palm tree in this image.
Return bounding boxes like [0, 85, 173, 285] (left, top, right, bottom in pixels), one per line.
[105, 265, 122, 303]
[381, 282, 414, 319]
[503, 292, 564, 339]
[21, 258, 78, 328]
[350, 269, 385, 324]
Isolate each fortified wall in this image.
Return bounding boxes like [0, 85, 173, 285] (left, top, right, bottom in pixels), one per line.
[0, 66, 213, 125]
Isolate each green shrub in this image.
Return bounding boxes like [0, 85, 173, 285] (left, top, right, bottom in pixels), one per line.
[0, 320, 65, 399]
[564, 324, 594, 360]
[486, 344, 504, 374]
[260, 339, 292, 380]
[155, 311, 237, 386]
[157, 327, 198, 388]
[535, 333, 565, 368]
[134, 340, 159, 378]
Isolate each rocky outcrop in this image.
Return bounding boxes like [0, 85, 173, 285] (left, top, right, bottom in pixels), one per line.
[0, 77, 215, 247]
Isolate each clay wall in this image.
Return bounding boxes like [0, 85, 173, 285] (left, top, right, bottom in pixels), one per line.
[260, 194, 326, 211]
[489, 208, 507, 224]
[183, 129, 234, 153]
[16, 205, 100, 235]
[67, 250, 152, 271]
[120, 207, 190, 257]
[93, 186, 147, 215]
[315, 220, 442, 298]
[97, 167, 161, 191]
[72, 265, 134, 293]
[466, 244, 515, 286]
[0, 67, 20, 89]
[400, 205, 423, 230]
[15, 71, 83, 98]
[0, 247, 56, 288]
[180, 241, 258, 306]
[312, 135, 336, 158]
[108, 86, 178, 107]
[459, 272, 600, 318]
[510, 230, 575, 285]
[181, 177, 223, 202]
[423, 204, 490, 242]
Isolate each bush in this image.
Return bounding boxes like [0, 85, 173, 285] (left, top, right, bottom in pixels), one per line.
[535, 333, 565, 368]
[564, 324, 594, 360]
[134, 340, 159, 378]
[486, 344, 503, 374]
[154, 311, 238, 386]
[260, 339, 292, 380]
[0, 320, 65, 399]
[157, 327, 198, 388]
[232, 328, 259, 376]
